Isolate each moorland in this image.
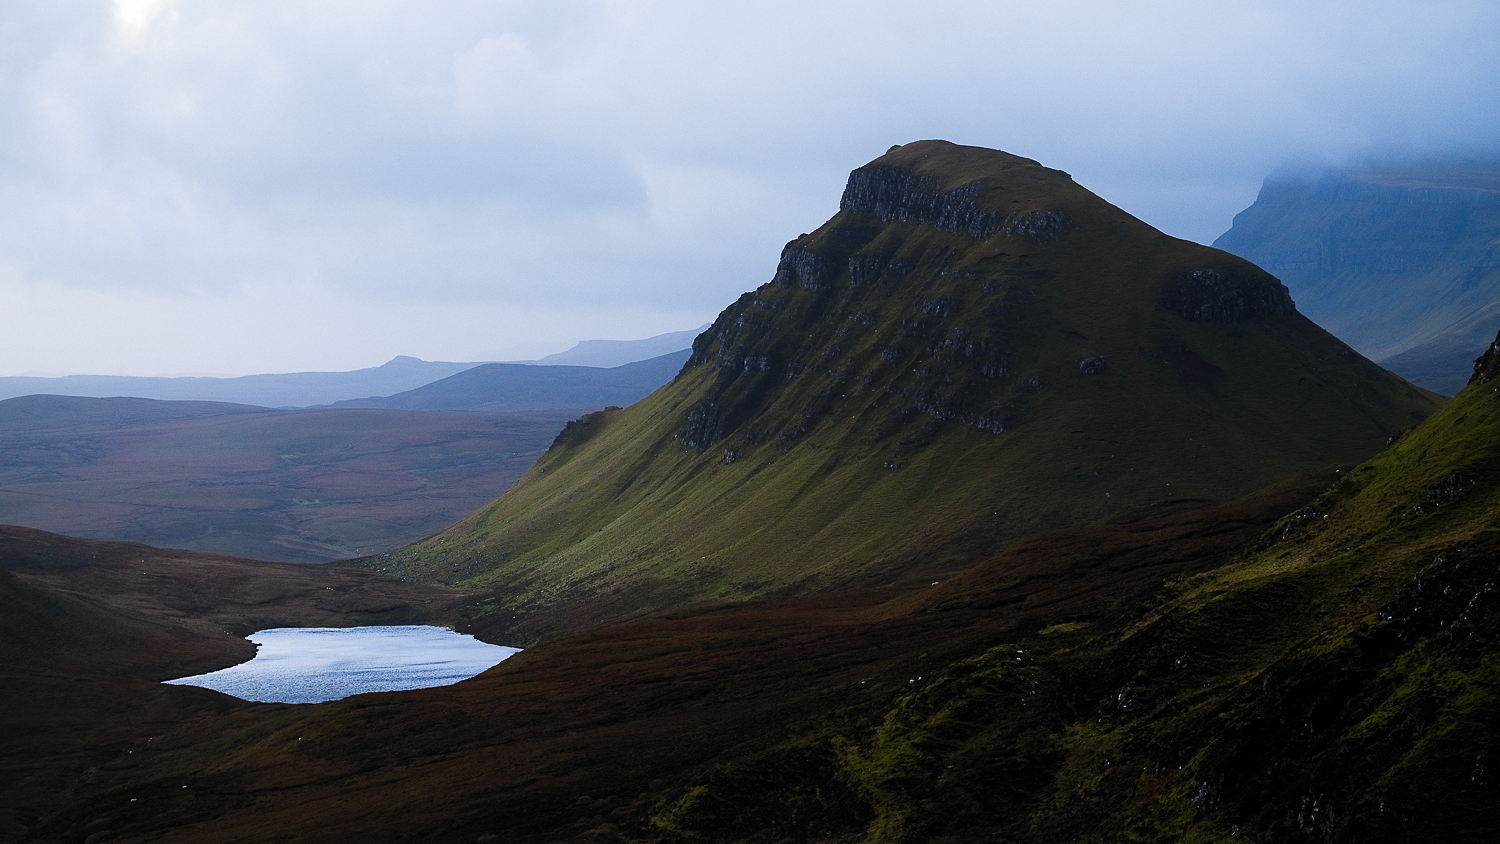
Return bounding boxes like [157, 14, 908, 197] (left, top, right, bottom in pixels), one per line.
[0, 350, 688, 563]
[0, 397, 578, 562]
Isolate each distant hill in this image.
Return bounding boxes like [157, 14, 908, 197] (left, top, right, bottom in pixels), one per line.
[0, 395, 577, 563]
[360, 140, 1439, 640]
[0, 355, 481, 407]
[534, 326, 705, 367]
[1214, 160, 1500, 394]
[331, 350, 691, 412]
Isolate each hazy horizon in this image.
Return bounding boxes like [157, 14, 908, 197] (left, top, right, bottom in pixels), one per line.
[2, 1, 1496, 377]
[0, 322, 712, 378]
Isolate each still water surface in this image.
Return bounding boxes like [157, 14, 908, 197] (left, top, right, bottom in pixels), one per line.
[164, 625, 520, 704]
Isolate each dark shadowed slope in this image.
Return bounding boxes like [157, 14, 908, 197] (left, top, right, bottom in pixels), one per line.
[0, 526, 463, 840]
[361, 141, 1438, 640]
[0, 469, 1334, 844]
[1214, 160, 1500, 394]
[330, 349, 690, 412]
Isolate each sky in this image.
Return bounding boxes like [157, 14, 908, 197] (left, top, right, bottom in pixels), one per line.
[1, 1, 1496, 376]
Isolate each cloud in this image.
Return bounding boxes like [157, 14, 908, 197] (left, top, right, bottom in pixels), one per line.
[112, 0, 176, 42]
[0, 0, 1495, 374]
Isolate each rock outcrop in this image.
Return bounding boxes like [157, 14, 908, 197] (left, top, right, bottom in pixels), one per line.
[1160, 268, 1296, 325]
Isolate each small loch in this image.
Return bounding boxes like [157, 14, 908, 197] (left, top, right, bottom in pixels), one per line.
[164, 625, 520, 704]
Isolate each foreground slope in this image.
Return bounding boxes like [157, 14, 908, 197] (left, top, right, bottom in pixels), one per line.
[1214, 160, 1500, 393]
[0, 525, 463, 840]
[368, 141, 1437, 639]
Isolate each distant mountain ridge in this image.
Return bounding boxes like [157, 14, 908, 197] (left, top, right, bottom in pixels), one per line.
[1214, 160, 1500, 394]
[360, 140, 1438, 641]
[0, 328, 701, 407]
[331, 350, 690, 412]
[0, 355, 481, 408]
[533, 327, 703, 367]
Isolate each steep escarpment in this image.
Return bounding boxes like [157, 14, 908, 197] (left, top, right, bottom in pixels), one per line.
[363, 141, 1437, 641]
[1215, 161, 1500, 393]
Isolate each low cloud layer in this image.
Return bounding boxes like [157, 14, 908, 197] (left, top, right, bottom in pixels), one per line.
[2, 0, 1495, 375]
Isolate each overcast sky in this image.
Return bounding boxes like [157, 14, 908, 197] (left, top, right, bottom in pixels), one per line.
[1, 0, 1495, 376]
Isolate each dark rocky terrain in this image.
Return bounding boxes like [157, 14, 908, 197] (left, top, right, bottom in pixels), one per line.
[1214, 160, 1500, 394]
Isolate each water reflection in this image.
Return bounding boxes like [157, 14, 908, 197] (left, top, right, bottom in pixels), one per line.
[165, 625, 520, 703]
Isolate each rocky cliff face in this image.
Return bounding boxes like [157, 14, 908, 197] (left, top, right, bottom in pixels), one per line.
[838, 163, 1076, 243]
[681, 143, 1300, 459]
[1471, 329, 1500, 386]
[1214, 163, 1500, 394]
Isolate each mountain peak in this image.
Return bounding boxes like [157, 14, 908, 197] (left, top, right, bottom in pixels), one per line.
[380, 355, 430, 368]
[367, 143, 1439, 640]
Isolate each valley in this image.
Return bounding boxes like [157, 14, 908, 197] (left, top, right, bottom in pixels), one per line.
[0, 397, 581, 562]
[0, 346, 691, 563]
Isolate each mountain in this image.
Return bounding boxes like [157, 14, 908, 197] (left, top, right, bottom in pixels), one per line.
[330, 349, 690, 412]
[359, 140, 1439, 641]
[0, 355, 481, 407]
[1214, 160, 1500, 394]
[0, 395, 578, 562]
[535, 327, 706, 367]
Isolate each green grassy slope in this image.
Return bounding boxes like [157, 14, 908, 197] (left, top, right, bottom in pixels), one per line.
[362, 141, 1438, 640]
[753, 328, 1500, 843]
